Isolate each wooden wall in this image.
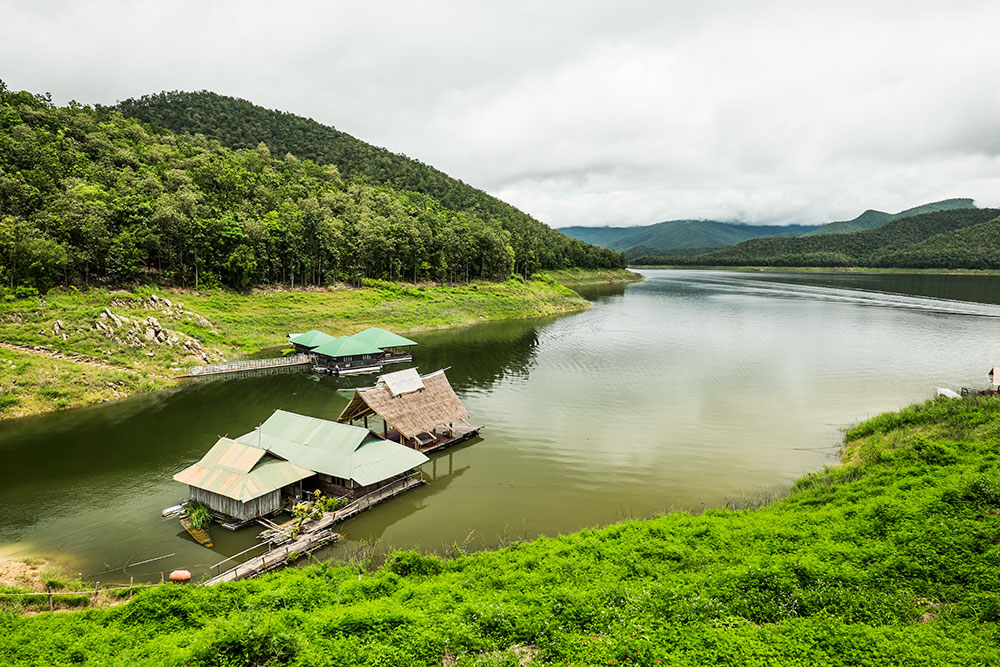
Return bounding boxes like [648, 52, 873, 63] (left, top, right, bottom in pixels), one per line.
[189, 486, 281, 521]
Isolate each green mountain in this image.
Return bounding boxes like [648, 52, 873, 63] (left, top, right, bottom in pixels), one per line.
[563, 199, 977, 258]
[0, 83, 621, 294]
[114, 90, 623, 277]
[804, 198, 976, 236]
[560, 219, 819, 254]
[634, 208, 1000, 268]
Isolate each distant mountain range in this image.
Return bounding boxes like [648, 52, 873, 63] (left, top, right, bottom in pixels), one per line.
[560, 198, 976, 259]
[630, 206, 1000, 270]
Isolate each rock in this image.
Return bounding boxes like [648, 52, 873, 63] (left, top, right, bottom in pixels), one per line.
[144, 327, 157, 342]
[150, 294, 159, 303]
[163, 297, 173, 308]
[146, 351, 155, 357]
[156, 330, 167, 343]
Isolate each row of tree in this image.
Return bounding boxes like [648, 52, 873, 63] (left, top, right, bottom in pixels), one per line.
[0, 83, 624, 293]
[114, 90, 624, 279]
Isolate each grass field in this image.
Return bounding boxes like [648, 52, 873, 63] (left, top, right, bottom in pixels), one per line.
[0, 271, 637, 421]
[2, 396, 999, 665]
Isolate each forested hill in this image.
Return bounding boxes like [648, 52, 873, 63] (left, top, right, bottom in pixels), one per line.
[633, 208, 1000, 268]
[803, 198, 975, 236]
[0, 84, 623, 294]
[114, 90, 621, 277]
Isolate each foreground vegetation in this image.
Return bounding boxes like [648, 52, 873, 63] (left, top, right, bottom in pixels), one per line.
[0, 274, 599, 421]
[3, 396, 1000, 664]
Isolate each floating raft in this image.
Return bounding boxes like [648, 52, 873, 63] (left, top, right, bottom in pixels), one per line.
[179, 516, 214, 548]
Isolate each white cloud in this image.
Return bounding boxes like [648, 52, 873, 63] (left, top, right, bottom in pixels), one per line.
[3, 0, 999, 227]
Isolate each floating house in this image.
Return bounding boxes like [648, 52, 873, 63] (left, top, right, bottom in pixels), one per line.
[287, 329, 336, 353]
[311, 336, 385, 374]
[289, 327, 418, 374]
[173, 409, 428, 522]
[338, 368, 482, 452]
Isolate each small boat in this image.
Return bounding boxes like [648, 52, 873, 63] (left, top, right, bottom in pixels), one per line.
[179, 516, 214, 548]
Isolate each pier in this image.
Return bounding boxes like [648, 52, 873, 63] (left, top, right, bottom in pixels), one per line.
[203, 475, 425, 585]
[177, 354, 312, 378]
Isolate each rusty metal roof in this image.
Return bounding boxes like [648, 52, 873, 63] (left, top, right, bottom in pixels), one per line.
[173, 437, 313, 502]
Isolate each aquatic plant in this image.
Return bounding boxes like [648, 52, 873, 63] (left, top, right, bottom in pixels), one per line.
[185, 502, 212, 530]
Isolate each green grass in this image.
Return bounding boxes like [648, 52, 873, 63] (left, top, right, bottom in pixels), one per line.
[3, 396, 1000, 664]
[536, 268, 644, 285]
[0, 278, 591, 421]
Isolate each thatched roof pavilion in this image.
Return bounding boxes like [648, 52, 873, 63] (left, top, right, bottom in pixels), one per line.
[338, 368, 480, 450]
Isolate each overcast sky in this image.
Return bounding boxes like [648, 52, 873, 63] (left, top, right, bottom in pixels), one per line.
[4, 1, 1000, 227]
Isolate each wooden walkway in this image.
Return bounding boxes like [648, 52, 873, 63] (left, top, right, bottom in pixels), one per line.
[177, 354, 312, 378]
[419, 422, 482, 454]
[203, 476, 425, 586]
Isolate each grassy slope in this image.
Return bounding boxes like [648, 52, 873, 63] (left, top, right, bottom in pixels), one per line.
[3, 397, 1000, 665]
[0, 276, 597, 421]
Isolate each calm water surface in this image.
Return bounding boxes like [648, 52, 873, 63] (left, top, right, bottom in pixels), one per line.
[3, 270, 1000, 582]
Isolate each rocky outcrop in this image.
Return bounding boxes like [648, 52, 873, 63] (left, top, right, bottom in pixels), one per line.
[94, 306, 222, 364]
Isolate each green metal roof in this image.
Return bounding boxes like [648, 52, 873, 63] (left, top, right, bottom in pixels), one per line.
[288, 330, 336, 348]
[173, 437, 313, 502]
[311, 336, 383, 359]
[350, 327, 417, 349]
[233, 410, 427, 486]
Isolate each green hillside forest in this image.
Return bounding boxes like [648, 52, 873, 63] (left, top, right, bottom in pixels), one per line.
[562, 199, 977, 259]
[801, 198, 975, 237]
[4, 396, 1000, 665]
[0, 83, 623, 295]
[634, 207, 1000, 269]
[114, 90, 622, 280]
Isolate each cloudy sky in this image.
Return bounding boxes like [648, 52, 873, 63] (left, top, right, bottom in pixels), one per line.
[4, 1, 1000, 227]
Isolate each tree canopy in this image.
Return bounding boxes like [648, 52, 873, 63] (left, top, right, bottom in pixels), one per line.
[0, 84, 623, 294]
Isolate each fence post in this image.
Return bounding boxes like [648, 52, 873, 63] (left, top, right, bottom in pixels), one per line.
[129, 576, 134, 600]
[93, 581, 100, 603]
[48, 585, 53, 612]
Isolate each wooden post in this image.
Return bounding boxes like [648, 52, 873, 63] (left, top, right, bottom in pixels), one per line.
[47, 585, 53, 612]
[129, 576, 134, 600]
[93, 581, 100, 603]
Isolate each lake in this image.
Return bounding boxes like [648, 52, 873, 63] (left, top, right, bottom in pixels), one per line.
[2, 269, 999, 582]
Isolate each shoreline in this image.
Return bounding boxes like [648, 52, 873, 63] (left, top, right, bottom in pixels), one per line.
[629, 265, 1000, 276]
[0, 269, 640, 423]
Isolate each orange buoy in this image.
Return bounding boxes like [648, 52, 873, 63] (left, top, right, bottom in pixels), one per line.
[169, 569, 191, 582]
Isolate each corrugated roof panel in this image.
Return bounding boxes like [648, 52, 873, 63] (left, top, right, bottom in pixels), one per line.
[312, 337, 383, 359]
[289, 330, 336, 348]
[350, 327, 417, 349]
[350, 439, 428, 486]
[380, 368, 424, 396]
